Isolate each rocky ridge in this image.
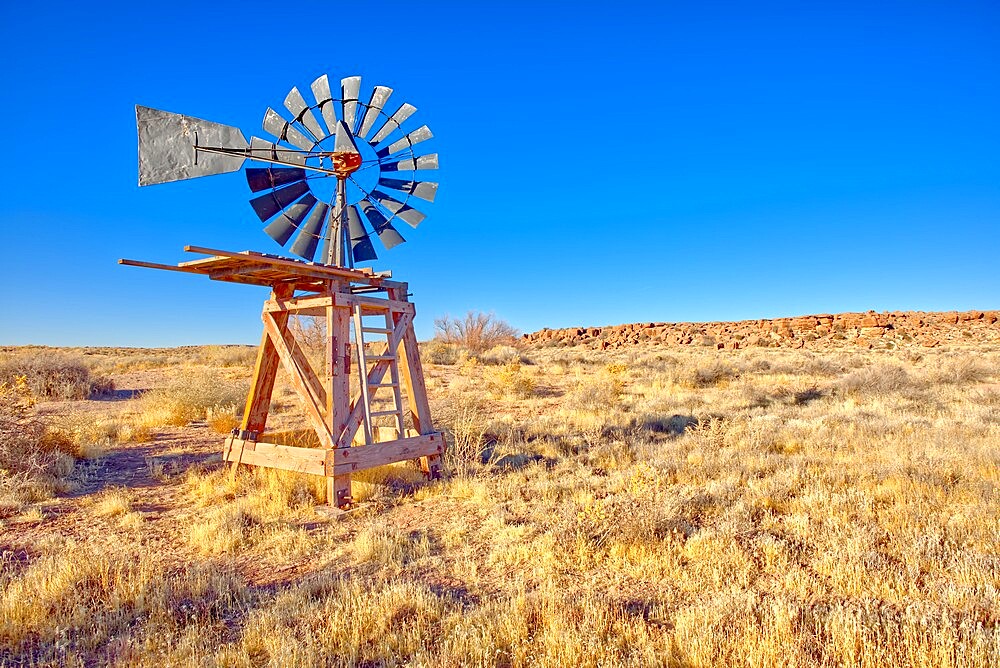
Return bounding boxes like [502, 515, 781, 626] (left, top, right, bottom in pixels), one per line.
[523, 310, 1000, 351]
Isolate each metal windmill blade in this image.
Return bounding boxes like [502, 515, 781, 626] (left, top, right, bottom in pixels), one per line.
[381, 153, 439, 172]
[283, 87, 326, 143]
[376, 125, 433, 159]
[263, 108, 313, 151]
[309, 74, 339, 136]
[358, 200, 406, 249]
[136, 105, 248, 185]
[370, 190, 426, 228]
[346, 205, 378, 262]
[377, 177, 438, 203]
[341, 76, 362, 133]
[369, 103, 417, 145]
[246, 166, 307, 192]
[263, 193, 318, 245]
[289, 202, 329, 260]
[249, 181, 311, 222]
[357, 86, 393, 139]
[248, 137, 307, 166]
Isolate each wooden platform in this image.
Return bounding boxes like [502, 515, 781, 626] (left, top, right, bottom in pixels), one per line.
[120, 246, 445, 507]
[120, 245, 397, 289]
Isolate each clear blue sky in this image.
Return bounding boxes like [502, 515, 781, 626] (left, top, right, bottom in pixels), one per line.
[1, 1, 997, 345]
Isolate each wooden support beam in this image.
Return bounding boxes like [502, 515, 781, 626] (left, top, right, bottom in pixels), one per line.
[223, 433, 443, 478]
[262, 311, 335, 447]
[347, 294, 416, 314]
[223, 436, 326, 476]
[237, 283, 295, 475]
[328, 297, 353, 442]
[386, 310, 413, 352]
[388, 286, 433, 435]
[262, 311, 327, 411]
[329, 433, 445, 475]
[209, 265, 274, 280]
[264, 295, 337, 313]
[119, 258, 196, 274]
[327, 287, 353, 507]
[261, 294, 415, 316]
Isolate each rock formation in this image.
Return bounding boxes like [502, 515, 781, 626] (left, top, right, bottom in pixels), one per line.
[523, 310, 1000, 351]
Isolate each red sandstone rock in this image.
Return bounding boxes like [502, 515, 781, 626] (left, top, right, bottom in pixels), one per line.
[521, 309, 998, 352]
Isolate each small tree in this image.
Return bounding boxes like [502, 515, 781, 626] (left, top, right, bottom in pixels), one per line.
[433, 311, 520, 355]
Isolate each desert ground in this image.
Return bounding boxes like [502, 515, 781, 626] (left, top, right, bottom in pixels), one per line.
[1, 313, 998, 667]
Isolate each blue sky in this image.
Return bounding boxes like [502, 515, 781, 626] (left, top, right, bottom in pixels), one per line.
[1, 1, 997, 345]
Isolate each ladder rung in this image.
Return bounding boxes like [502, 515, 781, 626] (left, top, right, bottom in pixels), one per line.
[359, 303, 392, 312]
[370, 410, 402, 418]
[368, 382, 399, 388]
[367, 354, 397, 361]
[361, 327, 393, 334]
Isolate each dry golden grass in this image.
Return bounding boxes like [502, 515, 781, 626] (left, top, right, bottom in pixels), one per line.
[0, 351, 112, 400]
[134, 369, 248, 429]
[0, 378, 78, 514]
[0, 341, 998, 666]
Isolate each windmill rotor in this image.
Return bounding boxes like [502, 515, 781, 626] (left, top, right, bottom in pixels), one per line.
[136, 74, 439, 267]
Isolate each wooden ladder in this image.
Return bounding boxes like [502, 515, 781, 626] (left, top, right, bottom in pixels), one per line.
[352, 300, 406, 445]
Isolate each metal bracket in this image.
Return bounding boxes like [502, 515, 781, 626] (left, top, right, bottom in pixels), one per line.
[231, 428, 259, 442]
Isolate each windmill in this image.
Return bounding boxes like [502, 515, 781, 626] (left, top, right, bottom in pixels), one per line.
[122, 74, 445, 509]
[135, 74, 438, 267]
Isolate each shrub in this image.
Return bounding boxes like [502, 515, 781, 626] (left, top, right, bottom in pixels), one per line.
[486, 360, 536, 399]
[672, 359, 739, 389]
[206, 403, 241, 434]
[438, 400, 492, 475]
[433, 312, 519, 355]
[568, 365, 626, 413]
[924, 355, 995, 385]
[197, 345, 257, 368]
[0, 353, 112, 401]
[479, 345, 525, 366]
[290, 316, 327, 355]
[0, 378, 76, 512]
[136, 371, 248, 428]
[421, 340, 461, 365]
[836, 364, 914, 396]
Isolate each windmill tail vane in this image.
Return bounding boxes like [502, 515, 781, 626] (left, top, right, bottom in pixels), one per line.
[136, 73, 439, 267]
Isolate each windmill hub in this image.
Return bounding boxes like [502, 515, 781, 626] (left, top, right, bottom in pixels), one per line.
[330, 151, 363, 177]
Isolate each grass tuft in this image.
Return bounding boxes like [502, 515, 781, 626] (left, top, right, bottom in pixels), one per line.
[0, 352, 112, 401]
[135, 370, 248, 428]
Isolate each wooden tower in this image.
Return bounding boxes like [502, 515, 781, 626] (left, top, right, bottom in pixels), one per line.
[121, 246, 445, 508]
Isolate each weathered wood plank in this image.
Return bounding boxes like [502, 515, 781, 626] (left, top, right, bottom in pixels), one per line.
[119, 258, 195, 274]
[262, 312, 335, 447]
[261, 294, 415, 315]
[182, 245, 377, 279]
[264, 295, 337, 313]
[242, 284, 294, 435]
[331, 433, 445, 475]
[222, 440, 327, 476]
[329, 296, 353, 447]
